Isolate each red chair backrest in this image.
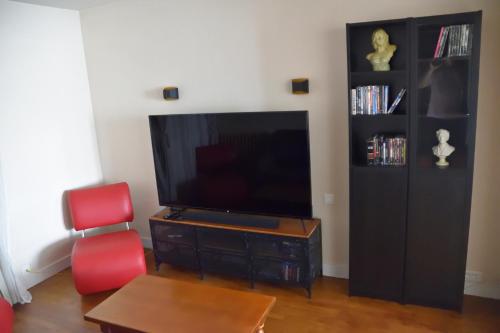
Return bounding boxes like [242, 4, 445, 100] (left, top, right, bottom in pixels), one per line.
[68, 182, 134, 231]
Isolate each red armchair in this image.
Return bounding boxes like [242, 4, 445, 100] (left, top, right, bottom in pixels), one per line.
[68, 182, 146, 295]
[0, 297, 13, 333]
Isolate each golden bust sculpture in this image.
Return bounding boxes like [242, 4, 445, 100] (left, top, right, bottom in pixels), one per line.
[366, 28, 397, 71]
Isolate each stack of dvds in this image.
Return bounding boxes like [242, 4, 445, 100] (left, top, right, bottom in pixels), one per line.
[433, 24, 473, 58]
[351, 85, 389, 115]
[367, 135, 407, 166]
[282, 262, 301, 282]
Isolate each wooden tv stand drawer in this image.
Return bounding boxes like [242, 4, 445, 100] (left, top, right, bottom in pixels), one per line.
[149, 208, 322, 298]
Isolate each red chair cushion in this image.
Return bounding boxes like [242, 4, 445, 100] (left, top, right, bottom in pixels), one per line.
[0, 297, 13, 333]
[68, 182, 133, 231]
[71, 230, 146, 295]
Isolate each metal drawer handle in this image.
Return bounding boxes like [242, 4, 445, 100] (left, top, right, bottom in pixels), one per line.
[167, 234, 183, 238]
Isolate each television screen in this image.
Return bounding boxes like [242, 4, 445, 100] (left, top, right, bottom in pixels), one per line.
[149, 111, 312, 218]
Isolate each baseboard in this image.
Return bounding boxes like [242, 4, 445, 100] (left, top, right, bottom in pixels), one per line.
[464, 278, 500, 300]
[141, 236, 153, 249]
[23, 254, 71, 289]
[322, 264, 348, 279]
[321, 267, 500, 299]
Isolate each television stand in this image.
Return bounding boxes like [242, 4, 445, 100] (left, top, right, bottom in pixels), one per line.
[164, 209, 280, 229]
[150, 208, 322, 298]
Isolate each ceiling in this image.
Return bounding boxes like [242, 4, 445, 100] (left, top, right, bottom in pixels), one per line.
[11, 0, 121, 10]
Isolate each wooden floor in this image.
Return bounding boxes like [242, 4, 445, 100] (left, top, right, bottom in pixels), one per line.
[13, 251, 500, 333]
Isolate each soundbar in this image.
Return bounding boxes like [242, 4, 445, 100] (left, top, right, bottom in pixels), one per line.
[164, 209, 280, 229]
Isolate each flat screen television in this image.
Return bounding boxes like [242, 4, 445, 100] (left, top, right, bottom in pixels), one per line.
[149, 111, 312, 219]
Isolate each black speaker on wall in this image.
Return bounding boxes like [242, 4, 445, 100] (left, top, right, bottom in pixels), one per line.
[292, 78, 309, 94]
[163, 86, 179, 100]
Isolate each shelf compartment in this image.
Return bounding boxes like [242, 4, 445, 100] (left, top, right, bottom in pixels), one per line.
[199, 251, 248, 278]
[350, 83, 409, 116]
[152, 223, 195, 246]
[351, 116, 407, 166]
[253, 258, 304, 285]
[348, 21, 408, 72]
[416, 117, 469, 169]
[155, 242, 198, 269]
[417, 59, 469, 116]
[418, 22, 475, 59]
[197, 228, 247, 254]
[250, 235, 305, 261]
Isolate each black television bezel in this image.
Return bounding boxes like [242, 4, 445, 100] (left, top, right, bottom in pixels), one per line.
[149, 110, 313, 219]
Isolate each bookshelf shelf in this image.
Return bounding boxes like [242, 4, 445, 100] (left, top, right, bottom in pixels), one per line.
[350, 70, 406, 79]
[415, 165, 467, 174]
[352, 165, 407, 170]
[418, 114, 470, 119]
[352, 114, 407, 118]
[347, 11, 481, 311]
[418, 55, 470, 63]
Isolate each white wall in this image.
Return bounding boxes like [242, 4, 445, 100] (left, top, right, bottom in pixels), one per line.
[80, 0, 500, 298]
[0, 0, 102, 288]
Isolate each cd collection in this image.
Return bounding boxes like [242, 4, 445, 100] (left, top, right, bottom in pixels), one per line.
[367, 135, 407, 166]
[433, 24, 473, 58]
[351, 86, 406, 115]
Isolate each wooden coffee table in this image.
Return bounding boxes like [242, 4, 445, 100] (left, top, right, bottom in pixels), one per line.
[85, 275, 276, 333]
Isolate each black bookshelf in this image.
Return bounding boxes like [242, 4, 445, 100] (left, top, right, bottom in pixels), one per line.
[347, 11, 481, 310]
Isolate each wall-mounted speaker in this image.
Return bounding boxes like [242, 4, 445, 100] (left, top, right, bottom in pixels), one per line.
[292, 78, 309, 94]
[163, 87, 179, 100]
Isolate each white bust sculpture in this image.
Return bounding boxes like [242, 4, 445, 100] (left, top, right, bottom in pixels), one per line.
[432, 129, 455, 167]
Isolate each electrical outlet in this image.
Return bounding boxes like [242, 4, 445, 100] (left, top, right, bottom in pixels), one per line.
[465, 271, 483, 283]
[324, 193, 334, 205]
